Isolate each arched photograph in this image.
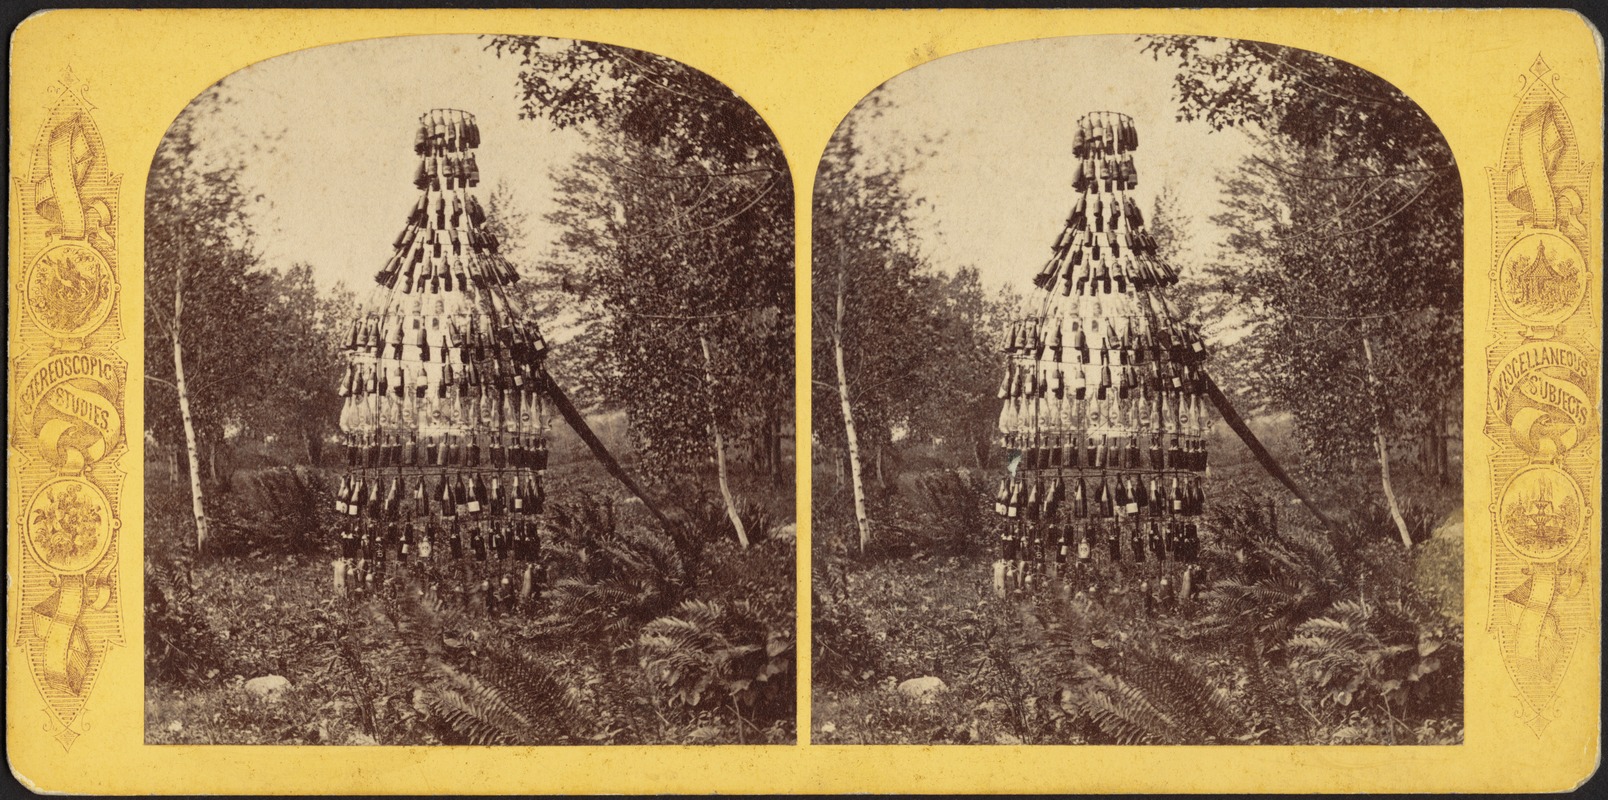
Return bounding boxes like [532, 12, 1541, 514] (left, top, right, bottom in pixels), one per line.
[143, 34, 796, 746]
[810, 34, 1463, 746]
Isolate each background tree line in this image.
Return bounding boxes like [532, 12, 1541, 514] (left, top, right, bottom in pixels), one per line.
[490, 34, 795, 545]
[1145, 35, 1462, 546]
[811, 95, 1020, 551]
[146, 37, 795, 554]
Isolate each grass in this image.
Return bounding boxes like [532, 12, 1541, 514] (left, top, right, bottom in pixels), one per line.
[812, 555, 1055, 745]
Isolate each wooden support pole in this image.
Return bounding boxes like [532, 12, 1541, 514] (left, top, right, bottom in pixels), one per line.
[539, 367, 688, 551]
[1202, 373, 1341, 539]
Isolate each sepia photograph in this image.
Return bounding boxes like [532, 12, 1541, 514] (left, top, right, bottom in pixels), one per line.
[811, 34, 1464, 745]
[142, 34, 796, 746]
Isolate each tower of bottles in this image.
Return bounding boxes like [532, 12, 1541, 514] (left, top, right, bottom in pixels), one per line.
[333, 109, 553, 609]
[992, 111, 1209, 599]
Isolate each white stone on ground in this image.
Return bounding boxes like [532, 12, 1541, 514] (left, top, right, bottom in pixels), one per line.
[244, 675, 291, 701]
[897, 676, 948, 699]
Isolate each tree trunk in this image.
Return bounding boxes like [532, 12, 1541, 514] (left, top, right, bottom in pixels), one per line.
[207, 436, 219, 485]
[1204, 375, 1340, 534]
[172, 271, 209, 554]
[1362, 335, 1412, 549]
[766, 416, 775, 483]
[305, 424, 323, 467]
[833, 266, 871, 552]
[540, 367, 688, 560]
[875, 443, 885, 489]
[700, 333, 749, 549]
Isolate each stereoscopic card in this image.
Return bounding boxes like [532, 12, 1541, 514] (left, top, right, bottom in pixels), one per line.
[7, 8, 1602, 795]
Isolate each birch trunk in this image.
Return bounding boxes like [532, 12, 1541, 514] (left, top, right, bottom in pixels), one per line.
[1362, 335, 1413, 548]
[699, 333, 749, 549]
[172, 270, 209, 554]
[833, 266, 871, 552]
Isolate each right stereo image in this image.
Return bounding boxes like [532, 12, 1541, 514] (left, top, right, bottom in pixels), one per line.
[810, 34, 1465, 745]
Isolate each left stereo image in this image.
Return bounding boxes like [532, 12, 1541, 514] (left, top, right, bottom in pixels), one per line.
[143, 34, 796, 746]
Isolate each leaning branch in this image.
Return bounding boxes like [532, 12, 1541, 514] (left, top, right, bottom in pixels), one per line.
[1251, 154, 1455, 183]
[1303, 180, 1432, 242]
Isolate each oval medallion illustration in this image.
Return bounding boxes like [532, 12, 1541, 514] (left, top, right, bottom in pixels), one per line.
[24, 241, 117, 339]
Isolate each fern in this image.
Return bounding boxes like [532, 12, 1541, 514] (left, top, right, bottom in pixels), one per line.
[423, 649, 580, 745]
[736, 496, 780, 545]
[351, 578, 582, 745]
[1187, 494, 1347, 653]
[1025, 597, 1252, 745]
[910, 470, 992, 555]
[538, 528, 688, 638]
[1288, 596, 1460, 720]
[430, 684, 518, 745]
[638, 599, 794, 725]
[1058, 649, 1251, 745]
[537, 493, 691, 639]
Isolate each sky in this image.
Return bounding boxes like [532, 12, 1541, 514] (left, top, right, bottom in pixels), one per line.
[175, 34, 1258, 302]
[843, 35, 1257, 293]
[180, 34, 589, 294]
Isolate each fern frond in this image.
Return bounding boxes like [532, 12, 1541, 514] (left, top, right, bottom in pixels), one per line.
[424, 649, 578, 745]
[428, 686, 523, 746]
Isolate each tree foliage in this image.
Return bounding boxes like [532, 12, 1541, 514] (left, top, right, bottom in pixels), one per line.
[487, 36, 776, 166]
[812, 98, 1018, 478]
[489, 36, 794, 484]
[246, 265, 354, 463]
[146, 86, 355, 476]
[902, 268, 1019, 467]
[1145, 36, 1462, 491]
[811, 107, 932, 458]
[144, 89, 267, 463]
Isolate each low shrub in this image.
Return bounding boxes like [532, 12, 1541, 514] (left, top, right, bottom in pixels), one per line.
[810, 578, 882, 689]
[144, 555, 224, 685]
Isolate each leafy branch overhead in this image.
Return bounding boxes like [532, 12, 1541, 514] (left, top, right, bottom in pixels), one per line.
[488, 37, 783, 168]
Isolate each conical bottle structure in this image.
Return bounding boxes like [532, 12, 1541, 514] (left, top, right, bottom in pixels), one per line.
[994, 111, 1209, 595]
[335, 109, 552, 602]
